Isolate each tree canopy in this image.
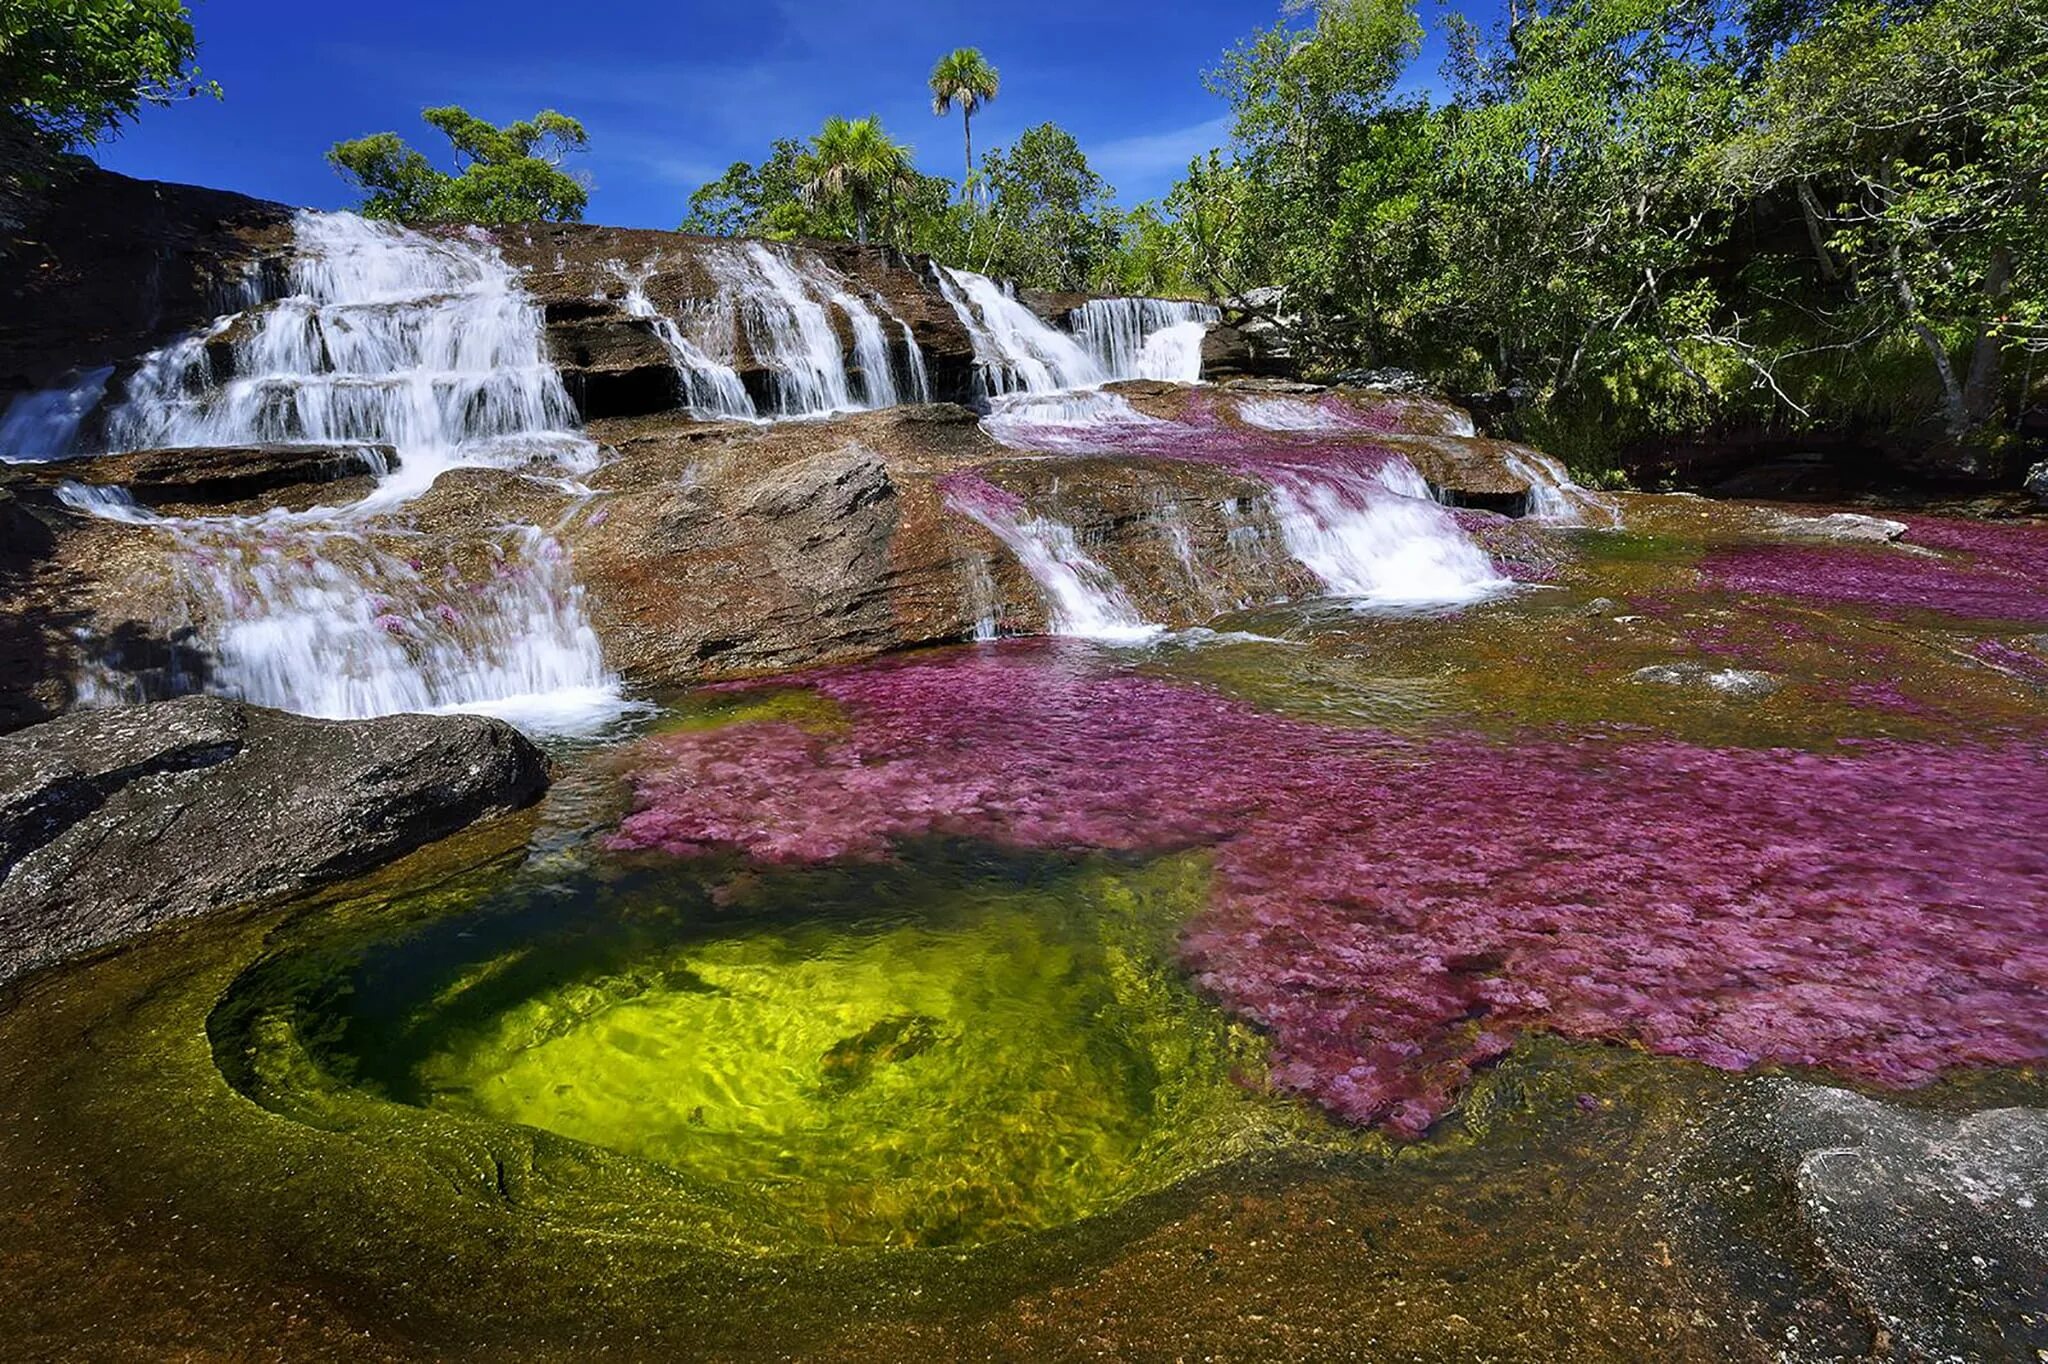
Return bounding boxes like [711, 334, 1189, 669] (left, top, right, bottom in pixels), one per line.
[328, 106, 591, 225]
[1, 0, 216, 149]
[929, 47, 1000, 201]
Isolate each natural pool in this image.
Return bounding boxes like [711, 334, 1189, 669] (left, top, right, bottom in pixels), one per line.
[3, 501, 2046, 1360]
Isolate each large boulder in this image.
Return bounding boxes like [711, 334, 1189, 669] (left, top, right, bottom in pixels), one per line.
[0, 696, 549, 985]
[2026, 459, 2048, 508]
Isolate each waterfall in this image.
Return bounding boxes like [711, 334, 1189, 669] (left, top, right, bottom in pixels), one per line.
[1070, 299, 1220, 383]
[0, 367, 114, 462]
[900, 322, 932, 404]
[610, 262, 756, 421]
[1269, 462, 1509, 605]
[979, 395, 1509, 610]
[105, 212, 597, 507]
[833, 288, 900, 409]
[934, 267, 1105, 397]
[60, 210, 633, 737]
[1502, 449, 1623, 528]
[942, 475, 1160, 642]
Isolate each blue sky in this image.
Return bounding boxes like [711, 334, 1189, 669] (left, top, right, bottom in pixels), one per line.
[97, 1, 1464, 227]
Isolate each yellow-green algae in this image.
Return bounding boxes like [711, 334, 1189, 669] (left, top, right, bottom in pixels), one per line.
[221, 846, 1292, 1252]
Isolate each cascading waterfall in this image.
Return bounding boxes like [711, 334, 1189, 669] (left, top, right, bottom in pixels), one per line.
[899, 322, 933, 404]
[610, 261, 756, 421]
[1070, 299, 1220, 384]
[1502, 448, 1624, 528]
[934, 266, 1105, 397]
[0, 367, 114, 462]
[942, 475, 1160, 642]
[59, 210, 633, 736]
[978, 395, 1509, 610]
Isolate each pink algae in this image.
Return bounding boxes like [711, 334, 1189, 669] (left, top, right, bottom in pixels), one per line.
[609, 646, 2048, 1137]
[1704, 516, 2048, 623]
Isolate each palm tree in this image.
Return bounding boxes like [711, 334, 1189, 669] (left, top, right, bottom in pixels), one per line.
[798, 116, 916, 245]
[929, 47, 1000, 204]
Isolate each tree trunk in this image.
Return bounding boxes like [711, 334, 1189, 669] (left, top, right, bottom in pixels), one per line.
[1961, 242, 2013, 426]
[1889, 239, 1967, 434]
[964, 109, 975, 206]
[1795, 179, 1838, 283]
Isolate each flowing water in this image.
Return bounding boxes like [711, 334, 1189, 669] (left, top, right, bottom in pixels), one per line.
[1070, 298, 1221, 383]
[51, 212, 633, 736]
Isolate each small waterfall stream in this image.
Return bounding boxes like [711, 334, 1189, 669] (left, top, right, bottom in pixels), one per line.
[0, 367, 114, 462]
[941, 475, 1160, 642]
[55, 211, 633, 736]
[1070, 299, 1219, 384]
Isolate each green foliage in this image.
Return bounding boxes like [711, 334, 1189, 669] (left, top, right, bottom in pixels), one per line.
[1171, 0, 2048, 465]
[0, 0, 217, 149]
[797, 115, 918, 245]
[965, 122, 1124, 291]
[328, 106, 590, 225]
[929, 47, 1000, 200]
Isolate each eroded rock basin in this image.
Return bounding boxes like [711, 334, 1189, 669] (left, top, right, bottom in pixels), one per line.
[2, 507, 2046, 1360]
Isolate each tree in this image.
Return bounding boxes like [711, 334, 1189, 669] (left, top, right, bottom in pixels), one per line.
[797, 116, 917, 245]
[328, 106, 590, 225]
[1, 0, 217, 149]
[929, 47, 1001, 204]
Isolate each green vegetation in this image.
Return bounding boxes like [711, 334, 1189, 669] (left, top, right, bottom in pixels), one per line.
[328, 106, 590, 225]
[1167, 0, 2048, 460]
[796, 115, 918, 245]
[0, 0, 215, 150]
[929, 47, 1001, 202]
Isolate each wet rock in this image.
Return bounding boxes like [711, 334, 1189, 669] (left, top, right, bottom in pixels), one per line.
[1630, 663, 1782, 697]
[39, 442, 397, 510]
[1769, 511, 1909, 544]
[547, 314, 681, 420]
[1201, 322, 1294, 380]
[2026, 459, 2048, 508]
[0, 696, 548, 985]
[1760, 1081, 2048, 1362]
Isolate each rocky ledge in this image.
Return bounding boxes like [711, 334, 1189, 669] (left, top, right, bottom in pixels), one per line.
[0, 697, 548, 986]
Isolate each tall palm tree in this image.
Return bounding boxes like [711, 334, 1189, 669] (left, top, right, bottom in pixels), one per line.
[928, 47, 1000, 204]
[798, 116, 915, 245]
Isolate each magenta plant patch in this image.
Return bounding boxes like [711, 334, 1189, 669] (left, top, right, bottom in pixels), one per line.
[610, 646, 2048, 1137]
[1704, 517, 2048, 624]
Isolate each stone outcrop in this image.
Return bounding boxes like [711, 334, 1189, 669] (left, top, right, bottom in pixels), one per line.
[33, 442, 397, 511]
[0, 168, 291, 395]
[0, 696, 548, 985]
[2027, 459, 2048, 508]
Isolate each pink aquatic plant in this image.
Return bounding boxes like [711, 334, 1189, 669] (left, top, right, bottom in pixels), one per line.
[1705, 517, 2048, 623]
[609, 647, 2048, 1136]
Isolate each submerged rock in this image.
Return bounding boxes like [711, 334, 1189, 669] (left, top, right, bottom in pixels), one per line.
[1631, 662, 1783, 697]
[0, 696, 548, 985]
[1769, 510, 1910, 544]
[1758, 1081, 2048, 1362]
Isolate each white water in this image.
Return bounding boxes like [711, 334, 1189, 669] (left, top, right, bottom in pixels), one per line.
[0, 367, 114, 461]
[1502, 448, 1623, 528]
[1238, 396, 1348, 432]
[899, 322, 933, 404]
[944, 482, 1161, 642]
[63, 211, 634, 736]
[1070, 299, 1220, 383]
[611, 261, 756, 421]
[1270, 462, 1510, 607]
[935, 267, 1106, 397]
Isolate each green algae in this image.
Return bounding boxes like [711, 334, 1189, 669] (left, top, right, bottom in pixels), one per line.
[216, 847, 1291, 1252]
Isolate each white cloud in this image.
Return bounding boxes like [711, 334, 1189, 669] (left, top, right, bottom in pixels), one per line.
[1088, 114, 1232, 192]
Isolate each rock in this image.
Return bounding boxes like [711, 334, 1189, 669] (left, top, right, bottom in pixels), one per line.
[0, 696, 548, 984]
[1327, 367, 1437, 396]
[547, 314, 682, 421]
[0, 166, 291, 394]
[40, 443, 397, 510]
[1759, 1081, 2048, 1362]
[2026, 460, 2048, 508]
[1202, 322, 1294, 380]
[1630, 663, 1781, 697]
[1770, 511, 1910, 544]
